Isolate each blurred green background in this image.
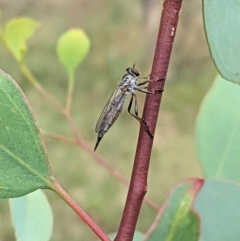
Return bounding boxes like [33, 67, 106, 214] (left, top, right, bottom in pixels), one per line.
[0, 0, 216, 240]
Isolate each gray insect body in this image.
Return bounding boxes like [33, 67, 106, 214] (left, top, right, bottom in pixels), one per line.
[94, 65, 150, 151]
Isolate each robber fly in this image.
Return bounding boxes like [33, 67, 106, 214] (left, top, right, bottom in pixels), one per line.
[94, 64, 152, 151]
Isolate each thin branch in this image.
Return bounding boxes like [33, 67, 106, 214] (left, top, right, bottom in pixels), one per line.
[114, 1, 183, 241]
[65, 72, 74, 113]
[42, 132, 77, 144]
[44, 125, 160, 211]
[20, 62, 63, 113]
[52, 178, 110, 241]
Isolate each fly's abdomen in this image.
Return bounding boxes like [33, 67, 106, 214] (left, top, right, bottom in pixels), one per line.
[94, 108, 121, 151]
[99, 96, 126, 135]
[94, 94, 126, 151]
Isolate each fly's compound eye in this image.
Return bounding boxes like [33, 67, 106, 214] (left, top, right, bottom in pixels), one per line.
[126, 66, 140, 76]
[131, 68, 140, 76]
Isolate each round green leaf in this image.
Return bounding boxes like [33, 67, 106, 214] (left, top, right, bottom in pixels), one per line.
[196, 75, 240, 181]
[57, 28, 90, 76]
[10, 190, 53, 241]
[148, 181, 200, 241]
[194, 179, 240, 240]
[203, 0, 240, 83]
[2, 18, 40, 61]
[0, 70, 53, 198]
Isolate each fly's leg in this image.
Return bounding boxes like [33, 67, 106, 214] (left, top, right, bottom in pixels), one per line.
[128, 95, 135, 118]
[136, 80, 153, 94]
[135, 86, 153, 94]
[128, 94, 153, 138]
[137, 80, 150, 86]
[138, 74, 150, 81]
[128, 94, 141, 121]
[137, 77, 166, 93]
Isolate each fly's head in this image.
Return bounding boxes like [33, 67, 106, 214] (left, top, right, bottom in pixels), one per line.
[118, 65, 139, 87]
[126, 64, 140, 77]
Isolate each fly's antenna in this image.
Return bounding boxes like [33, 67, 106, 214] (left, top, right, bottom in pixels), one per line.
[131, 63, 140, 76]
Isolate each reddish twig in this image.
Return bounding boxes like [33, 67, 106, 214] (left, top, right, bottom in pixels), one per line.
[52, 178, 111, 241]
[43, 132, 77, 144]
[114, 1, 183, 240]
[45, 115, 160, 211]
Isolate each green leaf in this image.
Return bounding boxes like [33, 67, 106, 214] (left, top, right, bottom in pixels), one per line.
[196, 75, 240, 181]
[148, 180, 200, 241]
[0, 70, 53, 198]
[2, 18, 40, 61]
[57, 28, 90, 76]
[203, 0, 240, 84]
[194, 179, 240, 240]
[10, 190, 53, 241]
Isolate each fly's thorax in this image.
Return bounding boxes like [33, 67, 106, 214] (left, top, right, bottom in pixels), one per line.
[119, 74, 138, 87]
[118, 74, 138, 95]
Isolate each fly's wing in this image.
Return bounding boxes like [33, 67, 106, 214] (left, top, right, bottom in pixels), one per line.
[95, 87, 127, 133]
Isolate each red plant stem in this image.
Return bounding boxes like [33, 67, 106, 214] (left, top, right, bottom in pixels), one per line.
[52, 178, 111, 241]
[114, 1, 183, 240]
[65, 111, 160, 211]
[44, 130, 160, 211]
